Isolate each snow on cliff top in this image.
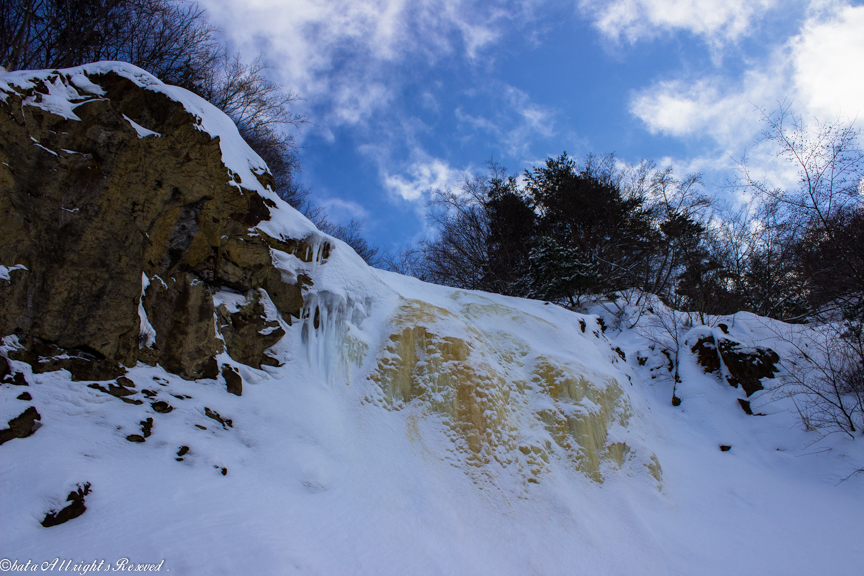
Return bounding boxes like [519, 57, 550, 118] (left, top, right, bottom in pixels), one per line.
[0, 62, 325, 243]
[0, 62, 383, 299]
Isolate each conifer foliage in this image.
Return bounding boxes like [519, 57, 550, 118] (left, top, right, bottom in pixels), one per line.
[513, 236, 601, 306]
[423, 153, 720, 311]
[525, 153, 655, 300]
[421, 126, 863, 325]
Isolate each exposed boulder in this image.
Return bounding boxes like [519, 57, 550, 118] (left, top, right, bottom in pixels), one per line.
[0, 64, 326, 381]
[204, 407, 232, 429]
[41, 483, 90, 527]
[215, 291, 284, 369]
[0, 406, 41, 445]
[717, 339, 780, 397]
[0, 356, 28, 385]
[221, 364, 243, 396]
[690, 330, 780, 398]
[8, 336, 126, 381]
[691, 335, 721, 373]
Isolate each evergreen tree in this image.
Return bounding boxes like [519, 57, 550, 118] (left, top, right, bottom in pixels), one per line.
[483, 174, 535, 294]
[525, 152, 656, 296]
[513, 237, 603, 307]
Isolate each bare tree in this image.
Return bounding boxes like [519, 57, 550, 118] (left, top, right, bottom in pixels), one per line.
[380, 245, 430, 280]
[632, 296, 698, 404]
[637, 165, 709, 299]
[640, 166, 727, 321]
[192, 54, 312, 212]
[199, 54, 306, 136]
[771, 321, 864, 438]
[736, 108, 864, 438]
[422, 173, 493, 290]
[740, 105, 864, 317]
[1, 0, 220, 85]
[2, 0, 124, 70]
[715, 199, 808, 321]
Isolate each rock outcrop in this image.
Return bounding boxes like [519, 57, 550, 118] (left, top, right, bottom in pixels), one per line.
[0, 64, 326, 381]
[690, 331, 780, 397]
[0, 406, 41, 445]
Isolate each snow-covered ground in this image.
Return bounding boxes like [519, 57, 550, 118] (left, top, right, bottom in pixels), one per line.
[3, 274, 862, 575]
[2, 63, 863, 575]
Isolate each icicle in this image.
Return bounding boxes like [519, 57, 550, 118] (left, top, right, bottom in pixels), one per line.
[138, 272, 156, 348]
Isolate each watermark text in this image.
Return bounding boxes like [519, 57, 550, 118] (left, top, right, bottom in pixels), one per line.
[0, 558, 166, 573]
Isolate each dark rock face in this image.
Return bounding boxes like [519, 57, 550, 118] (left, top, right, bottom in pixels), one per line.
[222, 364, 243, 396]
[0, 67, 324, 380]
[717, 340, 779, 397]
[41, 483, 90, 527]
[142, 271, 220, 379]
[216, 291, 285, 369]
[691, 332, 780, 398]
[0, 406, 42, 445]
[691, 335, 722, 374]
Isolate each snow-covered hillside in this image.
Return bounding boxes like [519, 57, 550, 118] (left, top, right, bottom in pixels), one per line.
[1, 64, 862, 576]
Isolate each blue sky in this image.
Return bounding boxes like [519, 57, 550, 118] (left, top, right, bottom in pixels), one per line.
[198, 0, 864, 251]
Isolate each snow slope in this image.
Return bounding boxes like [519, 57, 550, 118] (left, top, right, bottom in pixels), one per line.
[1, 64, 863, 576]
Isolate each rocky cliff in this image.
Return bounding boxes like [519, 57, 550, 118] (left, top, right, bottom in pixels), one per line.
[0, 63, 323, 384]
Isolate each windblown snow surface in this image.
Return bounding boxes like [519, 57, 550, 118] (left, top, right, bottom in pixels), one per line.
[1, 64, 863, 576]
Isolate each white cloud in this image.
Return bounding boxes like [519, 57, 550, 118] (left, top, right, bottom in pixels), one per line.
[629, 70, 784, 146]
[624, 2, 864, 205]
[195, 0, 545, 215]
[578, 0, 777, 46]
[628, 1, 864, 152]
[329, 82, 395, 128]
[791, 4, 864, 120]
[317, 197, 370, 224]
[198, 0, 864, 221]
[381, 154, 465, 201]
[455, 84, 557, 159]
[199, 0, 527, 129]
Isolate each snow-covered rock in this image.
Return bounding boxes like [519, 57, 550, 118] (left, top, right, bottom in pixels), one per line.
[0, 62, 329, 380]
